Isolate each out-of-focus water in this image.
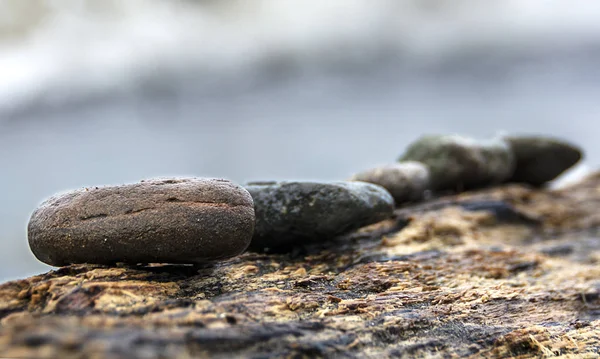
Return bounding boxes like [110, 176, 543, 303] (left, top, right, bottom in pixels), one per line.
[1, 0, 599, 281]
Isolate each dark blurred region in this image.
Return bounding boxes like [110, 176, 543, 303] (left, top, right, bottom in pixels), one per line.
[0, 0, 598, 280]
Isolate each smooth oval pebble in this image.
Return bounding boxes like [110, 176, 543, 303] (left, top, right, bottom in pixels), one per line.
[28, 178, 255, 266]
[399, 134, 515, 191]
[504, 136, 583, 186]
[349, 162, 430, 205]
[246, 181, 394, 251]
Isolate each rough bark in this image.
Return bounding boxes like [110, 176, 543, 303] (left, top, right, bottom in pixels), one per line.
[2, 174, 600, 358]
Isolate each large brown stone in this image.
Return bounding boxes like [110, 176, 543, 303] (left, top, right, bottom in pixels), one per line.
[27, 178, 255, 266]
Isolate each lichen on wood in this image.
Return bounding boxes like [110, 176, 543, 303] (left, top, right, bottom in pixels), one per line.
[2, 174, 600, 358]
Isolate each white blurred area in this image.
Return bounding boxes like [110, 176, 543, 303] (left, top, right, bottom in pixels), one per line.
[1, 0, 600, 281]
[3, 0, 600, 113]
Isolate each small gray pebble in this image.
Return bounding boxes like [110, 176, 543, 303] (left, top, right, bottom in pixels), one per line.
[504, 136, 583, 186]
[399, 134, 515, 191]
[458, 200, 539, 224]
[28, 178, 255, 266]
[246, 181, 394, 251]
[539, 244, 574, 257]
[349, 162, 430, 205]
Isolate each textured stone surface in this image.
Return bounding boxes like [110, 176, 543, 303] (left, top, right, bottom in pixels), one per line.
[3, 172, 600, 358]
[28, 178, 255, 266]
[246, 181, 394, 251]
[399, 135, 515, 191]
[350, 162, 430, 205]
[505, 135, 583, 186]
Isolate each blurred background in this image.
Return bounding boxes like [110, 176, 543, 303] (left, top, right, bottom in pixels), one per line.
[1, 0, 599, 281]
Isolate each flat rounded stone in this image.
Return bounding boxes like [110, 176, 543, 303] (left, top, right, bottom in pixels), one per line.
[399, 135, 515, 191]
[28, 178, 255, 266]
[246, 181, 394, 251]
[349, 162, 430, 205]
[504, 136, 583, 186]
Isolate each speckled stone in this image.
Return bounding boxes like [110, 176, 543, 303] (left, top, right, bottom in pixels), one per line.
[246, 181, 394, 252]
[28, 178, 255, 266]
[399, 135, 515, 191]
[350, 162, 430, 205]
[504, 136, 583, 186]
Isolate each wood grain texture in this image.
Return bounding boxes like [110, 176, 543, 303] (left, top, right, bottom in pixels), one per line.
[3, 174, 600, 358]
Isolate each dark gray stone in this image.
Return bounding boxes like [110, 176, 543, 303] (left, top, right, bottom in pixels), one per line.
[246, 181, 394, 251]
[28, 178, 255, 266]
[399, 135, 514, 191]
[349, 162, 430, 204]
[504, 136, 583, 186]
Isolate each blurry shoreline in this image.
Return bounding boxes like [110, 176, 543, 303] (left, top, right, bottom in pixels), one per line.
[4, 41, 600, 124]
[4, 0, 600, 117]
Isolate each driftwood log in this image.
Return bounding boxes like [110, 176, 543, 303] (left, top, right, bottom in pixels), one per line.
[2, 173, 600, 358]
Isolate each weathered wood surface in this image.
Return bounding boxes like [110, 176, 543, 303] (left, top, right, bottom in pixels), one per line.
[2, 174, 600, 358]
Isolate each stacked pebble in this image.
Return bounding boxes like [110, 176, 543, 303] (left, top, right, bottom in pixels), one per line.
[398, 135, 515, 191]
[27, 134, 583, 266]
[246, 181, 394, 252]
[349, 162, 430, 204]
[503, 136, 582, 186]
[350, 134, 582, 205]
[28, 178, 255, 266]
